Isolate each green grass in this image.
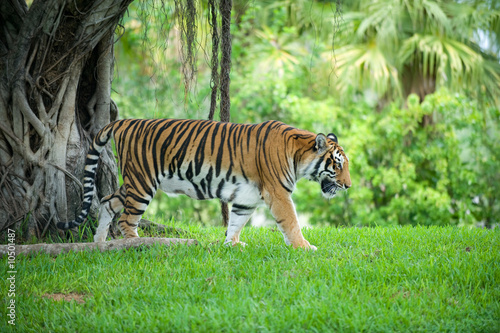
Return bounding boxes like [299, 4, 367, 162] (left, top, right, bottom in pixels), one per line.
[2, 224, 499, 332]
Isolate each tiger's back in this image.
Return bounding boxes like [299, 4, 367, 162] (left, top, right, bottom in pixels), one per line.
[58, 118, 351, 250]
[115, 119, 310, 199]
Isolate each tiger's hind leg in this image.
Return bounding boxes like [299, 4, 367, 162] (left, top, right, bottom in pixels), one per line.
[94, 186, 126, 242]
[117, 189, 155, 239]
[224, 204, 256, 247]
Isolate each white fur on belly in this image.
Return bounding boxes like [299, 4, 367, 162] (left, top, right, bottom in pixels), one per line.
[158, 172, 262, 206]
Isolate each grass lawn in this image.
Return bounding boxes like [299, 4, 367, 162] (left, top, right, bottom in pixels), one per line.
[1, 224, 499, 332]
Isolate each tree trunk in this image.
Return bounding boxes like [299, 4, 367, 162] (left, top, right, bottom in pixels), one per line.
[0, 0, 132, 240]
[402, 64, 437, 103]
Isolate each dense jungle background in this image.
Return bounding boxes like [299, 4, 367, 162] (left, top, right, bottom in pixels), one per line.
[110, 0, 498, 228]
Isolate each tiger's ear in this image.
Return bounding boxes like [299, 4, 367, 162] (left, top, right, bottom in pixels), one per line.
[327, 133, 338, 143]
[315, 133, 330, 154]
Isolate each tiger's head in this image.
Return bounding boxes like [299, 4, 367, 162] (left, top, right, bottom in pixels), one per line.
[305, 133, 351, 199]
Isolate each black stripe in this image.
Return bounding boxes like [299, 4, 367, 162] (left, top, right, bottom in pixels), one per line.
[127, 164, 154, 197]
[210, 122, 222, 154]
[151, 120, 169, 177]
[85, 156, 98, 165]
[200, 179, 206, 194]
[215, 124, 227, 177]
[147, 120, 163, 181]
[232, 210, 253, 216]
[311, 158, 324, 178]
[278, 179, 293, 193]
[160, 119, 181, 176]
[186, 162, 194, 180]
[246, 124, 256, 153]
[127, 192, 151, 205]
[194, 121, 213, 175]
[190, 181, 205, 200]
[232, 203, 254, 210]
[216, 178, 225, 199]
[172, 120, 200, 179]
[206, 166, 214, 198]
[84, 170, 95, 178]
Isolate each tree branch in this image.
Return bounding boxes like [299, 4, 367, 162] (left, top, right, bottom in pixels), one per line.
[49, 162, 84, 194]
[13, 84, 46, 139]
[0, 237, 198, 258]
[0, 123, 23, 148]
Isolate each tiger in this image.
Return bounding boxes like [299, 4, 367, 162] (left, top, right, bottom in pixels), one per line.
[57, 118, 351, 250]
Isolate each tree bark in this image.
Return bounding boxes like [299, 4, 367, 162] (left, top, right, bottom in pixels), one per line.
[206, 0, 232, 228]
[0, 237, 198, 258]
[138, 218, 189, 237]
[0, 0, 132, 240]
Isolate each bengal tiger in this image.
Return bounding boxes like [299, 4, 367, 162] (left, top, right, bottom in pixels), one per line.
[57, 119, 351, 250]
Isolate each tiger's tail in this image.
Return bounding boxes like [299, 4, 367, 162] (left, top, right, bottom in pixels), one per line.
[57, 122, 116, 230]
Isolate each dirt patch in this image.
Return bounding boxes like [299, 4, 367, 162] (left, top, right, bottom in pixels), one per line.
[42, 293, 90, 304]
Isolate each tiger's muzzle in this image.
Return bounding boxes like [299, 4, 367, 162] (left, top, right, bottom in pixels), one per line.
[320, 179, 349, 199]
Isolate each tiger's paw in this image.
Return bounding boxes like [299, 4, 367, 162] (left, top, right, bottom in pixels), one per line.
[296, 242, 317, 251]
[231, 241, 247, 248]
[223, 240, 247, 248]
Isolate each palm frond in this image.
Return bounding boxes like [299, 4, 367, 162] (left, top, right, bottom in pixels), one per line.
[333, 42, 401, 98]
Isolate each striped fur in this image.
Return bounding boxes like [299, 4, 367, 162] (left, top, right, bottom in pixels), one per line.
[57, 119, 351, 249]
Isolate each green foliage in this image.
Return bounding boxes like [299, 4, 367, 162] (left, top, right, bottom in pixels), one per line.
[292, 90, 500, 227]
[333, 0, 500, 106]
[3, 225, 499, 332]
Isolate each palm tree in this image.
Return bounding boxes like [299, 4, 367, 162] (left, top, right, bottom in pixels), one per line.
[332, 0, 500, 106]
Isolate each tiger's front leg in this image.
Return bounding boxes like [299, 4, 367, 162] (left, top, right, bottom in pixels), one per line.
[265, 191, 317, 251]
